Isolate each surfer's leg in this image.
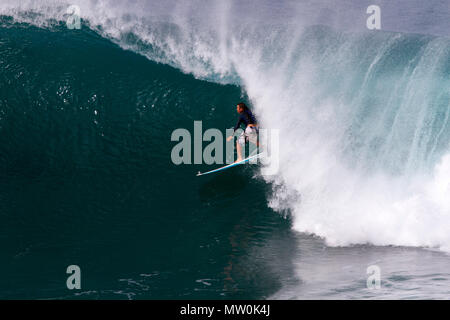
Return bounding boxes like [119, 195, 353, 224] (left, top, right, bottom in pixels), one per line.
[247, 127, 259, 148]
[236, 140, 243, 162]
[236, 132, 245, 162]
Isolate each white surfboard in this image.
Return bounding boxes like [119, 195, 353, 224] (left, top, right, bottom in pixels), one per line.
[196, 152, 264, 176]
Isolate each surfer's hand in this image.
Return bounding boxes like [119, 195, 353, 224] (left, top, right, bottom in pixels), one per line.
[226, 136, 233, 142]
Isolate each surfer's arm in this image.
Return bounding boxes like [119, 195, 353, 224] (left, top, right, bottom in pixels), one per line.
[233, 116, 243, 132]
[227, 116, 243, 141]
[226, 129, 237, 141]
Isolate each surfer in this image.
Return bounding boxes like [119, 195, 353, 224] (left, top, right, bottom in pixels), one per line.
[226, 102, 258, 162]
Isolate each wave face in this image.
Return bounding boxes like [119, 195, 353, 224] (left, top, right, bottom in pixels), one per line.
[1, 0, 449, 253]
[1, 17, 288, 299]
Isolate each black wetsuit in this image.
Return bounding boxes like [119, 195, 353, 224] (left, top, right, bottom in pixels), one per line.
[234, 109, 257, 132]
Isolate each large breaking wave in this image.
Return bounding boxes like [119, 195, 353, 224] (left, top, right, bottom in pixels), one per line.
[1, 0, 449, 251]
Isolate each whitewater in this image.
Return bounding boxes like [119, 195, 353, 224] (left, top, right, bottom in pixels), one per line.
[2, 0, 448, 253]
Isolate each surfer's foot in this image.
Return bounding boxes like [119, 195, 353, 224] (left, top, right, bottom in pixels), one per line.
[235, 157, 243, 163]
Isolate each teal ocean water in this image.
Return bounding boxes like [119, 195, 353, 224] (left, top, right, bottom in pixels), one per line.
[0, 22, 294, 299]
[1, 1, 449, 299]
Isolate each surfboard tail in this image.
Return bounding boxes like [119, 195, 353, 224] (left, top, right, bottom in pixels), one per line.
[196, 152, 264, 176]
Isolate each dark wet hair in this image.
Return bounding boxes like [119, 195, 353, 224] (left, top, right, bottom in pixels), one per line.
[237, 102, 253, 123]
[237, 102, 248, 111]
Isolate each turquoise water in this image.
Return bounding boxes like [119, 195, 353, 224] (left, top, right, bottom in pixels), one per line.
[0, 23, 297, 299]
[1, 0, 450, 299]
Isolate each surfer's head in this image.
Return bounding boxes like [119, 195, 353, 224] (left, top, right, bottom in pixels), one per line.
[237, 102, 248, 114]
